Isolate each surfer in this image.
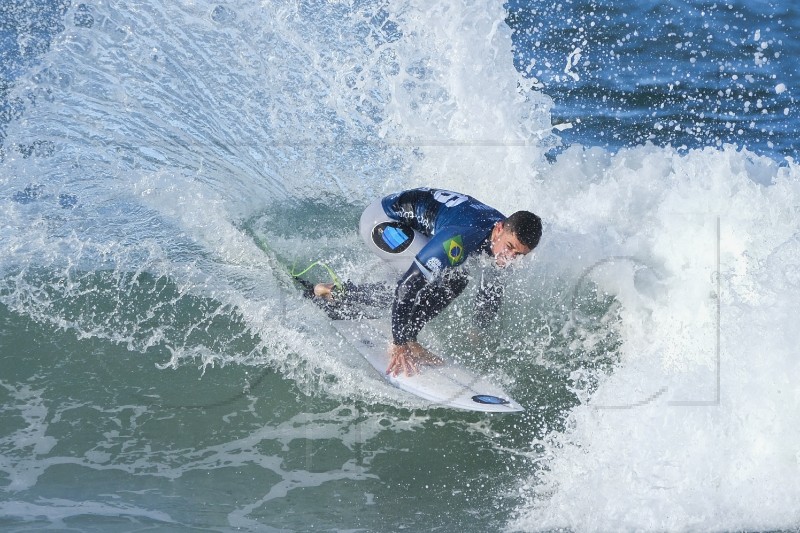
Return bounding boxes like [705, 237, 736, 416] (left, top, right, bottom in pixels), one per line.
[314, 187, 541, 377]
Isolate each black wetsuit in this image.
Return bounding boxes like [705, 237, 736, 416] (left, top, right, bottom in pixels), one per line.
[333, 188, 507, 345]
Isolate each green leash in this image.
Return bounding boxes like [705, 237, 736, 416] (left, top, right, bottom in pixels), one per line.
[289, 260, 344, 293]
[241, 221, 343, 293]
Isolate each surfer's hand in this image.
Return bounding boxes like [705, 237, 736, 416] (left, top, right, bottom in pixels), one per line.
[387, 344, 415, 377]
[387, 342, 443, 377]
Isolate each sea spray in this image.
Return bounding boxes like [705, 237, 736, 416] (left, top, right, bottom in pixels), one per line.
[509, 146, 800, 532]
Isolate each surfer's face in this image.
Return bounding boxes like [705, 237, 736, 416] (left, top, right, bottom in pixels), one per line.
[490, 222, 531, 267]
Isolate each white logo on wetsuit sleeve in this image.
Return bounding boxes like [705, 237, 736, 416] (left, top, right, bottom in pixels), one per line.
[424, 257, 443, 278]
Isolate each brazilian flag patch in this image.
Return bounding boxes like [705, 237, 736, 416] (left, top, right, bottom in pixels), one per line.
[443, 235, 464, 266]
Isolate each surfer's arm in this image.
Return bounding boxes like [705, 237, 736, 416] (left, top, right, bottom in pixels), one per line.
[386, 254, 443, 379]
[391, 256, 469, 345]
[473, 277, 504, 329]
[391, 263, 429, 345]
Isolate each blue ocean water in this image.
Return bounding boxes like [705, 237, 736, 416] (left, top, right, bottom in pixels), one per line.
[1, 1, 799, 532]
[507, 0, 799, 159]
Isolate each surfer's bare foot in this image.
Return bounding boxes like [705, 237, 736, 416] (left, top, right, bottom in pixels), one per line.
[313, 283, 334, 300]
[386, 342, 443, 377]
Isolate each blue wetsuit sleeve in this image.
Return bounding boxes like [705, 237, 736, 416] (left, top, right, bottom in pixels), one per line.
[391, 263, 428, 345]
[390, 226, 465, 344]
[391, 226, 492, 344]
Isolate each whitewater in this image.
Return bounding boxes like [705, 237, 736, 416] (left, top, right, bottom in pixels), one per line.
[0, 0, 798, 531]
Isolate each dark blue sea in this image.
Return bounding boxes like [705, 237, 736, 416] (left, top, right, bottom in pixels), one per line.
[1, 1, 798, 531]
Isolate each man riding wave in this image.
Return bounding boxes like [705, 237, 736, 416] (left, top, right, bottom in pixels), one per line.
[313, 187, 542, 377]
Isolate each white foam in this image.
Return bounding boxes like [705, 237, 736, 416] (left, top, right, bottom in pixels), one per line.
[0, 499, 175, 529]
[0, 382, 60, 491]
[376, 0, 557, 210]
[509, 146, 800, 532]
[2, 2, 800, 529]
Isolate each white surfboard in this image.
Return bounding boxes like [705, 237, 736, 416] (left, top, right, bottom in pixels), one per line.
[331, 318, 523, 413]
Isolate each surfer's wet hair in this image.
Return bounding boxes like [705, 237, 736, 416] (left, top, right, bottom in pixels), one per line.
[504, 211, 542, 250]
